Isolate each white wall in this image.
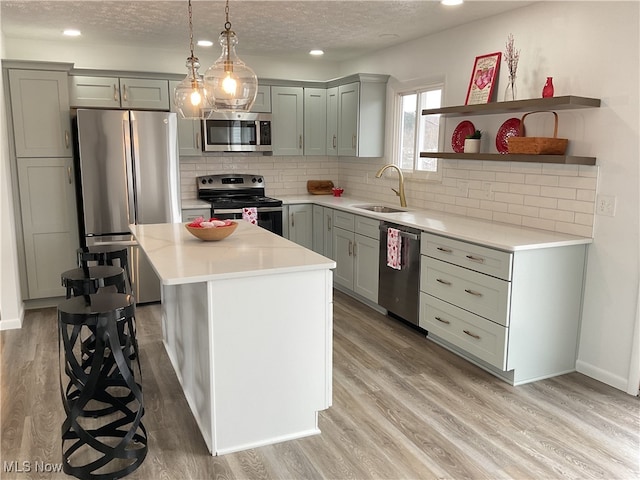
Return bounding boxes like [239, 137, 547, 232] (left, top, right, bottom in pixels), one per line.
[346, 1, 639, 393]
[0, 16, 24, 329]
[2, 1, 638, 393]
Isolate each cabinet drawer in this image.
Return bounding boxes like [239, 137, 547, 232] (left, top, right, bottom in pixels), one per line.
[354, 215, 379, 239]
[333, 210, 355, 231]
[420, 293, 508, 370]
[421, 232, 512, 280]
[420, 257, 511, 326]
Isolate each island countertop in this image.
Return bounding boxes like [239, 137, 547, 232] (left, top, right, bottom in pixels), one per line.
[130, 221, 336, 285]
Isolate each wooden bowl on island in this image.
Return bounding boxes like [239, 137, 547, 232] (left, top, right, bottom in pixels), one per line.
[185, 222, 238, 241]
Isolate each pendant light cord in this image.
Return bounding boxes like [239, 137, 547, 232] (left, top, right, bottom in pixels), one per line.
[187, 0, 197, 81]
[224, 0, 232, 71]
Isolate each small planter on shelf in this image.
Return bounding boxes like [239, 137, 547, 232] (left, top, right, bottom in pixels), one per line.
[463, 130, 482, 153]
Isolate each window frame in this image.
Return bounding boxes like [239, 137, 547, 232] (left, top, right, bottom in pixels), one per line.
[392, 80, 445, 182]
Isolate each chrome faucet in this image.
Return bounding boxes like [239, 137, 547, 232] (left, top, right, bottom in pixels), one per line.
[375, 164, 407, 207]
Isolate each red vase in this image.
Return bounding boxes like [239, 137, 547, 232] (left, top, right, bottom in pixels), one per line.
[542, 77, 554, 98]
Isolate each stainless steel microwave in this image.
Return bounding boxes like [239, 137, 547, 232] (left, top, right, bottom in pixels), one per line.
[202, 112, 272, 153]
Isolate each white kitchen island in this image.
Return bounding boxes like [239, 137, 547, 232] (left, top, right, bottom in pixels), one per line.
[130, 221, 336, 455]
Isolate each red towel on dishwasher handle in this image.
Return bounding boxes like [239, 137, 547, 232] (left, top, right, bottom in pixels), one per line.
[242, 207, 258, 225]
[387, 227, 402, 270]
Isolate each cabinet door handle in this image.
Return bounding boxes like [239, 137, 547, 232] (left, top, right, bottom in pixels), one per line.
[327, 217, 331, 232]
[353, 243, 357, 257]
[352, 134, 356, 148]
[436, 278, 451, 286]
[332, 135, 337, 149]
[466, 255, 485, 263]
[290, 213, 294, 228]
[196, 132, 201, 149]
[463, 330, 481, 340]
[435, 316, 450, 325]
[113, 83, 119, 101]
[348, 240, 352, 256]
[437, 246, 453, 253]
[64, 130, 70, 149]
[299, 135, 303, 149]
[122, 84, 128, 102]
[464, 289, 482, 297]
[67, 166, 72, 184]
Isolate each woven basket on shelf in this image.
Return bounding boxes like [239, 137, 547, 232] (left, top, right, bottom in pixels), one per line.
[507, 110, 568, 155]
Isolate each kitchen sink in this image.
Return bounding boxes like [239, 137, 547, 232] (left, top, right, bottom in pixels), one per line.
[353, 204, 407, 213]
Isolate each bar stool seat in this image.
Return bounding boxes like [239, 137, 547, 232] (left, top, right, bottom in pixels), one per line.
[61, 265, 127, 299]
[78, 245, 131, 292]
[58, 293, 147, 480]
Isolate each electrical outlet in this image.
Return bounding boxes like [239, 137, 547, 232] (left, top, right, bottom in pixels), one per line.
[596, 194, 616, 216]
[481, 182, 493, 200]
[457, 181, 469, 197]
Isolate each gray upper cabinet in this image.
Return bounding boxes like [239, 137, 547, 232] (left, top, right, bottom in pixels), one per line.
[271, 86, 304, 156]
[334, 76, 388, 157]
[70, 75, 170, 110]
[169, 80, 202, 156]
[304, 88, 327, 156]
[326, 87, 339, 156]
[251, 85, 272, 113]
[9, 69, 73, 158]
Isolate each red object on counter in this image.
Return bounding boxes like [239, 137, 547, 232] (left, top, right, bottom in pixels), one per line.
[542, 77, 554, 98]
[332, 187, 344, 197]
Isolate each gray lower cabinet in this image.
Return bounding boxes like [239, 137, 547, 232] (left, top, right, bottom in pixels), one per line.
[285, 204, 313, 250]
[312, 205, 333, 259]
[332, 210, 379, 303]
[17, 158, 80, 298]
[419, 232, 587, 385]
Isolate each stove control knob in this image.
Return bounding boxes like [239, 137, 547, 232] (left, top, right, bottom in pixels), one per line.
[252, 177, 257, 183]
[208, 178, 213, 184]
[201, 178, 207, 185]
[257, 177, 263, 183]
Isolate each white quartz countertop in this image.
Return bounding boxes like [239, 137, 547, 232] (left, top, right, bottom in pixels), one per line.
[131, 221, 336, 285]
[279, 194, 593, 251]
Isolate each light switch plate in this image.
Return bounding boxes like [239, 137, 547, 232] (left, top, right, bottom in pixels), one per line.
[596, 194, 616, 216]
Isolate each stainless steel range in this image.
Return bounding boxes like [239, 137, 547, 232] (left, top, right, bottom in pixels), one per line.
[197, 173, 283, 235]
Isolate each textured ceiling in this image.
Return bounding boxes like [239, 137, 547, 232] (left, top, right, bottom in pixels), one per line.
[1, 1, 533, 62]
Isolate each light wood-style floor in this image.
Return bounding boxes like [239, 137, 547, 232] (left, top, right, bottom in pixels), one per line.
[2, 290, 639, 480]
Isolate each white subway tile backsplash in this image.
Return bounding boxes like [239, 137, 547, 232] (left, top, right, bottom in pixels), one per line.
[180, 154, 596, 237]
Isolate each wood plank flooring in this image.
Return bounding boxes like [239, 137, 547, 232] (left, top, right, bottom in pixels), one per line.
[1, 290, 639, 479]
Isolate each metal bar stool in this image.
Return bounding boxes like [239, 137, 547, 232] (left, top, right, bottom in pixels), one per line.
[62, 265, 127, 299]
[58, 293, 147, 480]
[77, 245, 132, 293]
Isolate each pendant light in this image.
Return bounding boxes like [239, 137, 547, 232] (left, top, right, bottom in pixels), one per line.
[204, 0, 258, 111]
[174, 0, 210, 119]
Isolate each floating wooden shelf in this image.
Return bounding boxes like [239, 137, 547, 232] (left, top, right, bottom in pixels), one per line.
[421, 96, 601, 117]
[419, 152, 596, 166]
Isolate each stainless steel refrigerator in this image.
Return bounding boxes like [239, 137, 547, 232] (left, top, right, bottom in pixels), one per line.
[74, 109, 181, 303]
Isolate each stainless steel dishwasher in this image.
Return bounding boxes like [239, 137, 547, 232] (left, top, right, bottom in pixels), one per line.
[378, 222, 421, 326]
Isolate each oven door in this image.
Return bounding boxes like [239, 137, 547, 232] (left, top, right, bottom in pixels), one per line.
[213, 207, 283, 236]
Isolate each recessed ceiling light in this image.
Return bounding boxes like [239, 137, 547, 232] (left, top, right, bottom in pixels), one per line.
[63, 29, 81, 37]
[309, 49, 324, 56]
[197, 40, 213, 47]
[441, 0, 464, 5]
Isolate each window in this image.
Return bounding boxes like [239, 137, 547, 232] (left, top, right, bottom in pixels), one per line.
[395, 84, 443, 176]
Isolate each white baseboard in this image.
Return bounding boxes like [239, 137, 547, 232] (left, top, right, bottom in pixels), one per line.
[0, 309, 24, 331]
[576, 359, 631, 393]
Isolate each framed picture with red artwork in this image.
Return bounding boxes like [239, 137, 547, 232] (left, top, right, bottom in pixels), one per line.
[465, 52, 501, 105]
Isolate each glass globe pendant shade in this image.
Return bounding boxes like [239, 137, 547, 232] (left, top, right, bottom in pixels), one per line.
[174, 56, 211, 119]
[204, 30, 258, 111]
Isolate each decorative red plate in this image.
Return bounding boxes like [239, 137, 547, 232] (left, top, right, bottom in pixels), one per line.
[496, 117, 522, 154]
[451, 120, 476, 153]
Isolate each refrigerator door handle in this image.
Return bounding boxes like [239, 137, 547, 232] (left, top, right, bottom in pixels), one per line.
[124, 117, 136, 224]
